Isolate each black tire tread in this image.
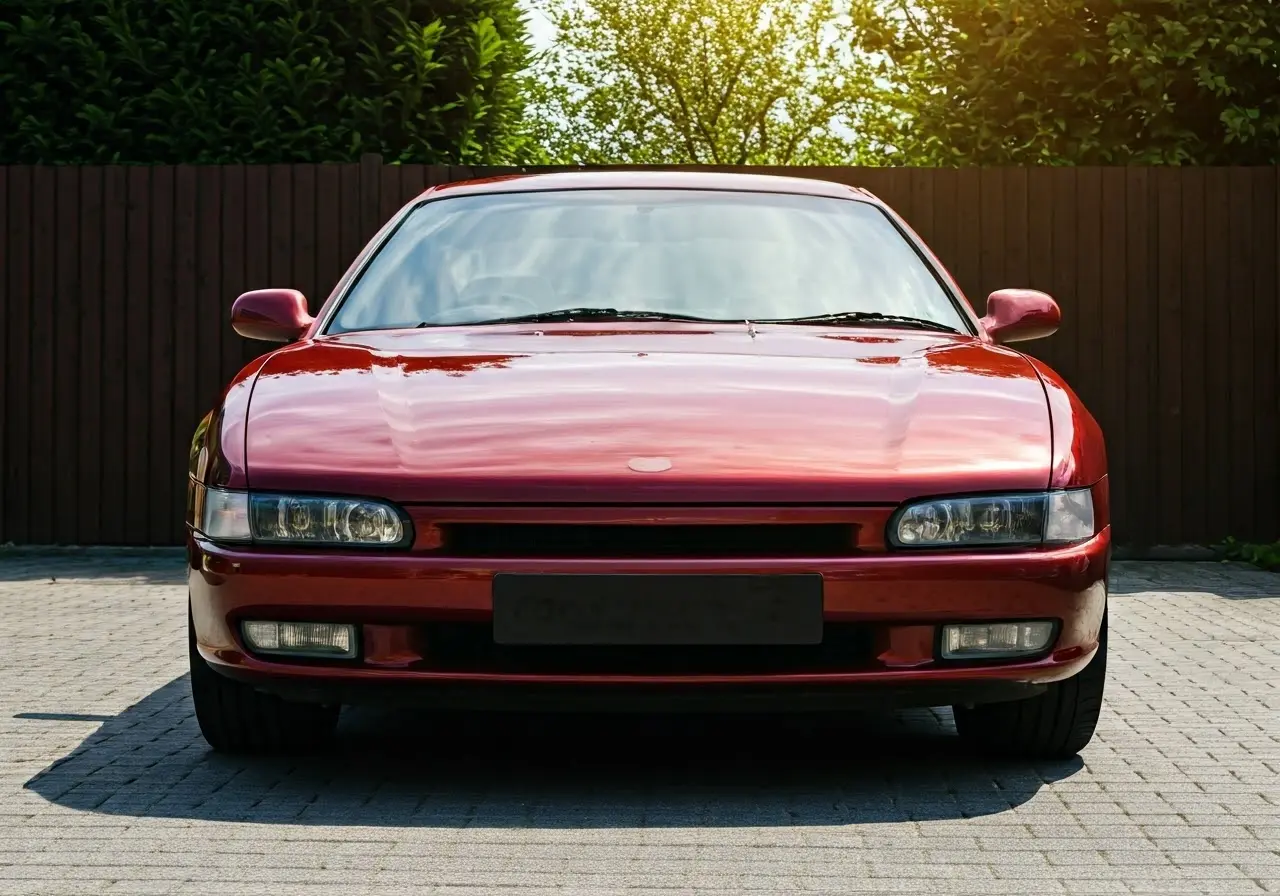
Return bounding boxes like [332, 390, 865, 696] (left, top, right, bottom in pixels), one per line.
[189, 611, 339, 754]
[953, 608, 1107, 759]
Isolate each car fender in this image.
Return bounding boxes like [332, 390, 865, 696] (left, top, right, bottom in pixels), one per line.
[1021, 353, 1109, 532]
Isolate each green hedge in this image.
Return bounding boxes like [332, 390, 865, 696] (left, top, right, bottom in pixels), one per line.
[0, 0, 541, 164]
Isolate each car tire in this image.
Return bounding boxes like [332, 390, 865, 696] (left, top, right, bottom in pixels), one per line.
[188, 610, 340, 754]
[952, 608, 1107, 760]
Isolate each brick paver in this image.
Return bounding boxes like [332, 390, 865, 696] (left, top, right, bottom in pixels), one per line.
[1, 551, 1277, 895]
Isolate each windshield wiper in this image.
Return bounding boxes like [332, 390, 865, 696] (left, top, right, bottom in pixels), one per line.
[418, 307, 730, 327]
[754, 311, 961, 333]
[416, 307, 960, 333]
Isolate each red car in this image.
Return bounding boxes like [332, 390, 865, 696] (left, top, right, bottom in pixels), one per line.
[187, 171, 1109, 758]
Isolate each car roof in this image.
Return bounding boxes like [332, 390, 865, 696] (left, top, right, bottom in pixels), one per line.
[422, 170, 882, 204]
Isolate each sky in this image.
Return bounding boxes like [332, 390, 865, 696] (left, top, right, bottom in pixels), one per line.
[523, 2, 558, 51]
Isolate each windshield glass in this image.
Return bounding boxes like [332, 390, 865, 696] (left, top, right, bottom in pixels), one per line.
[326, 189, 968, 333]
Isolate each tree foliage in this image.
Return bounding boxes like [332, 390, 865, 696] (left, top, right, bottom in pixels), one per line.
[849, 0, 1280, 165]
[0, 0, 543, 164]
[528, 0, 887, 165]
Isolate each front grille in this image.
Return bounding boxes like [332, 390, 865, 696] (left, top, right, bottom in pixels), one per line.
[440, 523, 857, 558]
[418, 622, 875, 675]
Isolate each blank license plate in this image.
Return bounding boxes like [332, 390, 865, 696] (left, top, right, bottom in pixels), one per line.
[492, 574, 823, 646]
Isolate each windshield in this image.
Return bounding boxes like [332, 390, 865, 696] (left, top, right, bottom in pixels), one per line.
[326, 189, 969, 333]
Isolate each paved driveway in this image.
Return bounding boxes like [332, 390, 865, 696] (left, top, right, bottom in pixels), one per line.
[0, 552, 1277, 895]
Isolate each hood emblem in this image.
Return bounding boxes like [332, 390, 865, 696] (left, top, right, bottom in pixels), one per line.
[628, 456, 672, 473]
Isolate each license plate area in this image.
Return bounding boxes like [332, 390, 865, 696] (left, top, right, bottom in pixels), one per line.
[492, 574, 823, 646]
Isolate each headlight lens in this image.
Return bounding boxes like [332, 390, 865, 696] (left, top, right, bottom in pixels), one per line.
[891, 488, 1095, 548]
[194, 486, 407, 546]
[249, 493, 405, 545]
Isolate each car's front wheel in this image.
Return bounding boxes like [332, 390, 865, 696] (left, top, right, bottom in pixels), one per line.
[188, 610, 340, 754]
[952, 608, 1107, 759]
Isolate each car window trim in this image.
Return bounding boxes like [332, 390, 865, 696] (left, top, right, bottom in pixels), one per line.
[314, 186, 978, 338]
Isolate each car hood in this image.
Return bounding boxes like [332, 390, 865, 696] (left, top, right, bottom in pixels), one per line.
[242, 324, 1053, 504]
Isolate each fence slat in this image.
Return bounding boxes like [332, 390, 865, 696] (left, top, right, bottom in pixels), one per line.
[907, 168, 935, 247]
[1072, 168, 1104, 451]
[379, 164, 403, 226]
[197, 167, 226, 422]
[173, 166, 198, 542]
[1257, 168, 1280, 542]
[1227, 169, 1256, 542]
[54, 167, 82, 545]
[123, 168, 152, 544]
[29, 168, 57, 544]
[1026, 169, 1055, 369]
[0, 168, 9, 543]
[148, 166, 175, 545]
[881, 168, 911, 217]
[1124, 169, 1156, 547]
[953, 169, 982, 301]
[268, 165, 293, 293]
[1050, 169, 1079, 394]
[400, 164, 427, 200]
[339, 163, 362, 280]
[1155, 168, 1184, 543]
[100, 168, 127, 542]
[222, 166, 250, 376]
[851, 167, 889, 201]
[7, 167, 34, 542]
[978, 168, 1005, 300]
[1099, 168, 1129, 539]
[77, 169, 104, 544]
[1002, 169, 1029, 289]
[1202, 168, 1232, 542]
[1178, 169, 1207, 544]
[292, 164, 317, 306]
[360, 154, 382, 240]
[316, 165, 343, 303]
[266, 165, 294, 368]
[239, 166, 266, 370]
[928, 169, 960, 293]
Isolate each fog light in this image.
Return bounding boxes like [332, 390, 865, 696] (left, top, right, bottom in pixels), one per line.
[242, 621, 358, 658]
[941, 621, 1055, 659]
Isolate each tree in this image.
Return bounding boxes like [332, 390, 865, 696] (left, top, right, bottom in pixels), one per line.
[0, 0, 543, 164]
[849, 0, 1280, 165]
[527, 0, 888, 165]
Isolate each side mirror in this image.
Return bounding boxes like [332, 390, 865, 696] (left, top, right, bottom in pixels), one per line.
[980, 289, 1060, 344]
[231, 289, 314, 342]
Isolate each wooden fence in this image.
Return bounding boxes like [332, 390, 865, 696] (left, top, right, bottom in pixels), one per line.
[1, 160, 1278, 548]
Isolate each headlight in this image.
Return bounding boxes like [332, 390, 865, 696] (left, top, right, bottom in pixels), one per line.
[890, 488, 1095, 548]
[193, 485, 409, 546]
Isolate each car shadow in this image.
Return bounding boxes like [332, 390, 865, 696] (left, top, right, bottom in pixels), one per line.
[0, 549, 187, 585]
[24, 676, 1081, 827]
[1108, 561, 1279, 599]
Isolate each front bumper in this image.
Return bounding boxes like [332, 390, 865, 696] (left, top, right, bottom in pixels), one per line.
[188, 528, 1109, 710]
